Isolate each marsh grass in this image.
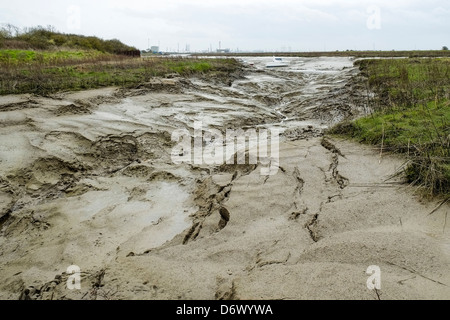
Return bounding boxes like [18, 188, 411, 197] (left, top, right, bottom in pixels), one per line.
[0, 51, 240, 95]
[330, 58, 450, 197]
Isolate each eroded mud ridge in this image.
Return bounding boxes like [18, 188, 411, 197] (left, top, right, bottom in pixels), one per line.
[0, 57, 449, 300]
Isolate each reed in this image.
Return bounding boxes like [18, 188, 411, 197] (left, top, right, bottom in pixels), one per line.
[330, 58, 450, 197]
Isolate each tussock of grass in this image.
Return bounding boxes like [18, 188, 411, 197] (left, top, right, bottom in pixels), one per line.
[0, 49, 104, 65]
[164, 60, 213, 74]
[331, 58, 450, 197]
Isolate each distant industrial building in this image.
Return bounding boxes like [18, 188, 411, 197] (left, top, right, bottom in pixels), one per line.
[216, 41, 230, 53]
[150, 46, 160, 53]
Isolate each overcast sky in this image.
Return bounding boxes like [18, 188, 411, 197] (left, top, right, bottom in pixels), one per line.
[1, 0, 449, 52]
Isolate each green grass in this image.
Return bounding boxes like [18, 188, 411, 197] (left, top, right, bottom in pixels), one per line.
[0, 49, 36, 63]
[358, 58, 450, 107]
[345, 101, 449, 147]
[0, 52, 240, 95]
[0, 49, 105, 64]
[164, 60, 213, 74]
[331, 58, 450, 197]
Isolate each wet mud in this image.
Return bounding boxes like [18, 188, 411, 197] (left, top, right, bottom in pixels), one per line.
[0, 57, 448, 300]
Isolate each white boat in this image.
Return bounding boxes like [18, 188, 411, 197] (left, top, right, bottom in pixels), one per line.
[266, 57, 289, 68]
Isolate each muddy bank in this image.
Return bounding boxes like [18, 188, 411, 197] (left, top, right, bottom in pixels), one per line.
[0, 57, 448, 300]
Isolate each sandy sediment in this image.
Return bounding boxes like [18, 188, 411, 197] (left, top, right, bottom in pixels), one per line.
[0, 57, 448, 300]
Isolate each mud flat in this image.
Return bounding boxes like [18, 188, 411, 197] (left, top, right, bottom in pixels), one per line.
[0, 57, 448, 300]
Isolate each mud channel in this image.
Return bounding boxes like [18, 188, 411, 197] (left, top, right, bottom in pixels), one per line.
[0, 57, 449, 300]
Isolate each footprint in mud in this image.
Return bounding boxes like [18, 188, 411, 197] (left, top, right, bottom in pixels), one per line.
[121, 165, 155, 178]
[54, 103, 91, 116]
[148, 171, 179, 182]
[218, 207, 231, 230]
[91, 135, 139, 172]
[11, 157, 85, 193]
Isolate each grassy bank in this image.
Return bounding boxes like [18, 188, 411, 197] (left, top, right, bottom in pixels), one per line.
[330, 58, 450, 197]
[0, 25, 138, 54]
[0, 25, 240, 95]
[0, 49, 240, 95]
